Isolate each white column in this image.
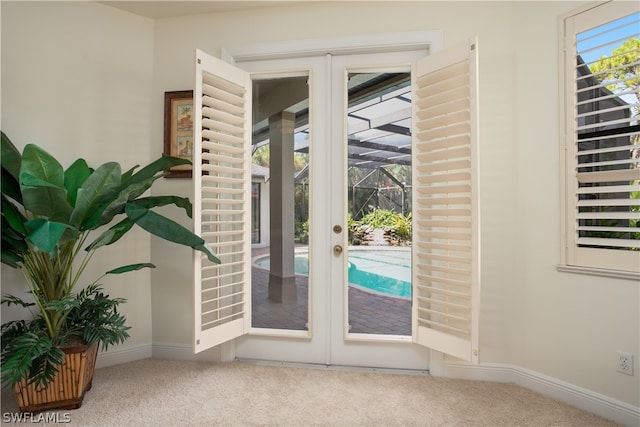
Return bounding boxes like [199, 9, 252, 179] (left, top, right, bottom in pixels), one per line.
[268, 111, 297, 303]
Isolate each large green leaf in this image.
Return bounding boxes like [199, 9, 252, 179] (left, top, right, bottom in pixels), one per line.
[82, 175, 161, 230]
[1, 168, 22, 205]
[2, 197, 27, 236]
[124, 154, 190, 187]
[82, 191, 129, 231]
[121, 165, 139, 183]
[194, 243, 221, 265]
[70, 162, 121, 229]
[64, 159, 92, 206]
[106, 263, 156, 275]
[20, 144, 72, 222]
[20, 173, 62, 188]
[119, 174, 165, 201]
[2, 218, 28, 253]
[125, 204, 220, 264]
[20, 181, 72, 223]
[1, 132, 21, 181]
[1, 247, 23, 268]
[2, 241, 27, 266]
[130, 196, 193, 218]
[85, 217, 134, 251]
[25, 219, 77, 254]
[1, 230, 24, 250]
[125, 204, 199, 245]
[2, 214, 28, 266]
[21, 144, 65, 188]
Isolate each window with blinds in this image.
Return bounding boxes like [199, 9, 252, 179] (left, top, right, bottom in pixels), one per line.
[564, 3, 640, 274]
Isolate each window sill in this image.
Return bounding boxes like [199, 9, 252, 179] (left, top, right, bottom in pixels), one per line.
[556, 264, 640, 281]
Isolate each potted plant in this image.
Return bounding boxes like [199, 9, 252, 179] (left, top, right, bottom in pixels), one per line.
[0, 131, 219, 412]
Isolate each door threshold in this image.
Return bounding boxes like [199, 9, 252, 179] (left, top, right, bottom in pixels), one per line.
[235, 358, 430, 376]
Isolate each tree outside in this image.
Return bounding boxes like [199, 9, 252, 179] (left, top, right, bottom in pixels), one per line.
[588, 35, 640, 242]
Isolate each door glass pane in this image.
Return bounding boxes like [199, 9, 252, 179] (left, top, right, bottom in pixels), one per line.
[251, 76, 310, 331]
[346, 72, 412, 336]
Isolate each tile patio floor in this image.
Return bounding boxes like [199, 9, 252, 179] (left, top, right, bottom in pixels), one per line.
[251, 247, 411, 336]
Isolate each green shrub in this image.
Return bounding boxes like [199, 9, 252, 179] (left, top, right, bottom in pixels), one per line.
[356, 209, 412, 244]
[295, 220, 309, 244]
[394, 212, 412, 241]
[360, 209, 397, 228]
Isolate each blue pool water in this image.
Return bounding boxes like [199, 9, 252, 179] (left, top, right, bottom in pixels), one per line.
[254, 249, 411, 299]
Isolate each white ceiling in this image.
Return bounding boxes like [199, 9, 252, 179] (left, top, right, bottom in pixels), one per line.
[99, 1, 300, 19]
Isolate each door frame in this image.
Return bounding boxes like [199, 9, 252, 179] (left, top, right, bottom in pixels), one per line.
[222, 31, 445, 368]
[195, 30, 481, 379]
[221, 30, 443, 64]
[329, 53, 424, 368]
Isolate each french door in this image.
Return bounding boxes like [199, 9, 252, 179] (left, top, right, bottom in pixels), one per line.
[193, 39, 480, 369]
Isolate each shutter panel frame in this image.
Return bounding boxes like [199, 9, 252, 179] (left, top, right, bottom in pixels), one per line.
[193, 49, 252, 354]
[411, 38, 481, 364]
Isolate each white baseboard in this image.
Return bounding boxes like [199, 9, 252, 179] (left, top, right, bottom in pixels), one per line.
[95, 343, 222, 368]
[95, 343, 152, 369]
[441, 361, 640, 427]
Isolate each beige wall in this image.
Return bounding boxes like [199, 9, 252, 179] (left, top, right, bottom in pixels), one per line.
[510, 2, 638, 403]
[2, 0, 638, 409]
[1, 1, 156, 352]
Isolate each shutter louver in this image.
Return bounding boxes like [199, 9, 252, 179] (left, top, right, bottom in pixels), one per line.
[412, 39, 480, 363]
[194, 50, 252, 353]
[571, 9, 640, 265]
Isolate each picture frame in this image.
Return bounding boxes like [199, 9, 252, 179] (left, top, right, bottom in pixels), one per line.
[164, 90, 194, 178]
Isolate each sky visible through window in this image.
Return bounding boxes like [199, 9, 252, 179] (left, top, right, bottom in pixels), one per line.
[577, 12, 639, 109]
[577, 12, 639, 64]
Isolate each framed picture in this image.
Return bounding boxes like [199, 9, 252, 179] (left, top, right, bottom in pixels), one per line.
[164, 90, 194, 178]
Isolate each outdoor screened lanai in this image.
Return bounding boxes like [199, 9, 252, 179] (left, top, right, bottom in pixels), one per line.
[251, 72, 413, 221]
[250, 71, 414, 334]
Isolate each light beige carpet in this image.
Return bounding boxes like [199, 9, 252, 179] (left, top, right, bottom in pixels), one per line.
[0, 359, 619, 426]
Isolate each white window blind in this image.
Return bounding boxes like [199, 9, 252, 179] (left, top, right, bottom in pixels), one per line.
[412, 39, 480, 363]
[193, 49, 252, 353]
[565, 2, 640, 274]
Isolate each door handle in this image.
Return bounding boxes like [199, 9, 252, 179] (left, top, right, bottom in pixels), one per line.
[333, 245, 343, 255]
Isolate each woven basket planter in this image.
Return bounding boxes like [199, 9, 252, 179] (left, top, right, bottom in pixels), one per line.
[13, 342, 99, 413]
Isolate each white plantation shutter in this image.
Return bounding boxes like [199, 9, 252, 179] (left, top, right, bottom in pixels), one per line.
[193, 49, 252, 353]
[565, 3, 640, 273]
[412, 39, 480, 363]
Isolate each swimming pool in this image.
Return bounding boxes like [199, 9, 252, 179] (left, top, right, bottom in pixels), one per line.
[253, 248, 411, 299]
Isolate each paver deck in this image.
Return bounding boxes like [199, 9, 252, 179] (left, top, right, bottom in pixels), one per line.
[251, 247, 411, 335]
